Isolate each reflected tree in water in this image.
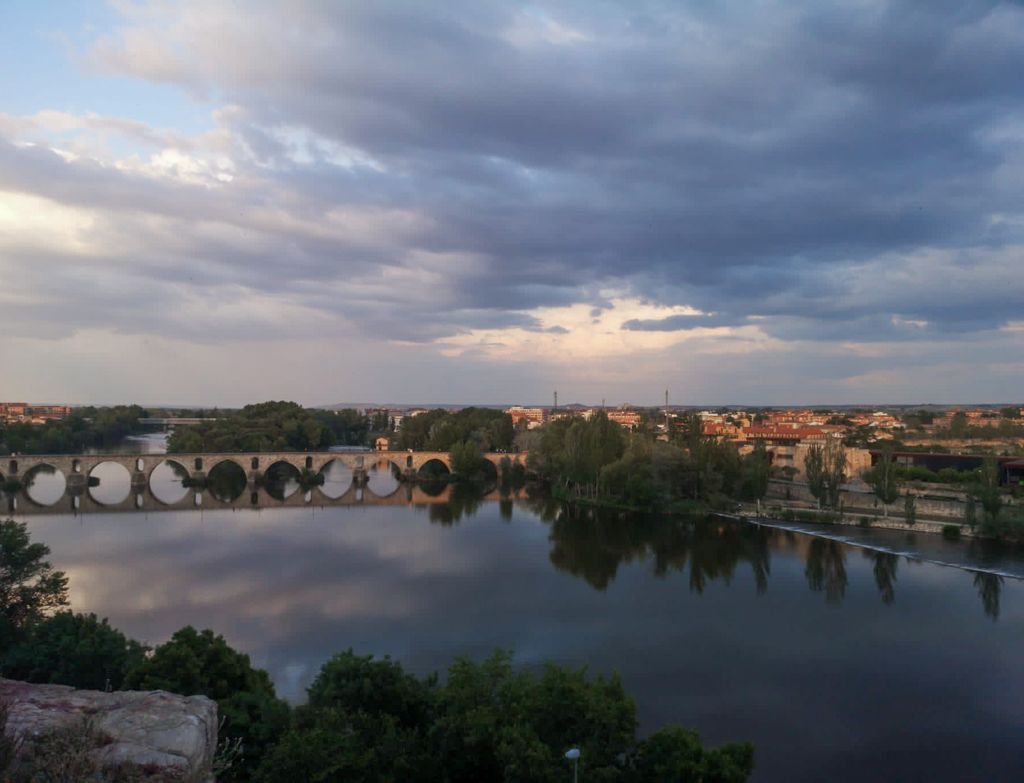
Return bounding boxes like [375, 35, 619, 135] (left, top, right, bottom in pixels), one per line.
[260, 462, 301, 501]
[206, 462, 248, 502]
[863, 550, 898, 605]
[973, 571, 1003, 620]
[427, 482, 491, 526]
[805, 539, 848, 604]
[545, 508, 771, 594]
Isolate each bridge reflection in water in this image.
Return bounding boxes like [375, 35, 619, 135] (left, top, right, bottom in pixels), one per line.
[2, 450, 527, 517]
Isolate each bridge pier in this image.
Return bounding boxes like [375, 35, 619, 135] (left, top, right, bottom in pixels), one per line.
[131, 470, 148, 492]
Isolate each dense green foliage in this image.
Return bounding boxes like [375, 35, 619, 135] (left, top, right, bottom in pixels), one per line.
[0, 520, 68, 650]
[396, 407, 515, 452]
[0, 405, 148, 455]
[448, 439, 488, 477]
[2, 612, 146, 691]
[526, 412, 769, 510]
[168, 401, 376, 452]
[257, 648, 753, 782]
[628, 726, 755, 782]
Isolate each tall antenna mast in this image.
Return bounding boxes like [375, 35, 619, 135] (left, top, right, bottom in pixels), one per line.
[554, 390, 558, 410]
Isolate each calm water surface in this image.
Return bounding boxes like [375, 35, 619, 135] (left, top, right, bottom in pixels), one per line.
[13, 493, 1024, 782]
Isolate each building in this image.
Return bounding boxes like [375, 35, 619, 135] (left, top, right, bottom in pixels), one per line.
[1, 403, 72, 425]
[505, 406, 547, 429]
[605, 408, 641, 430]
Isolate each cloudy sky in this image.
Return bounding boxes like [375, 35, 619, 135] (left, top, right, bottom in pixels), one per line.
[1, 1, 1022, 406]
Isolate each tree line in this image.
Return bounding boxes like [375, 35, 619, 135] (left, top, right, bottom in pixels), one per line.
[522, 411, 770, 511]
[811, 441, 1022, 539]
[167, 401, 380, 453]
[0, 519, 753, 782]
[0, 406, 149, 455]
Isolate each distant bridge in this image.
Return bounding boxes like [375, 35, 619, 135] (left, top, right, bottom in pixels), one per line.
[138, 417, 218, 428]
[1, 450, 528, 515]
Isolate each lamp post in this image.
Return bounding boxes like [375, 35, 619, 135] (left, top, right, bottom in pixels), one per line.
[565, 748, 580, 782]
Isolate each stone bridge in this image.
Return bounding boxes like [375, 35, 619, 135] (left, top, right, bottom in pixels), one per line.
[1, 450, 528, 516]
[5, 480, 525, 517]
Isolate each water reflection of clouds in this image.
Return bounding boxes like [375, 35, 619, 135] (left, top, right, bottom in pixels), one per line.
[28, 507, 502, 649]
[18, 504, 1024, 781]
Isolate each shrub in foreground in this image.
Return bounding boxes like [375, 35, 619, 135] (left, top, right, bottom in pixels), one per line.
[256, 649, 754, 782]
[2, 611, 146, 691]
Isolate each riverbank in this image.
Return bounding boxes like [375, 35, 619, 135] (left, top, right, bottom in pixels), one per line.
[730, 502, 972, 538]
[551, 485, 707, 515]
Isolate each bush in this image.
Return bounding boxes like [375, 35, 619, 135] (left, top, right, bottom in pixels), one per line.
[2, 612, 147, 691]
[306, 649, 434, 729]
[858, 516, 872, 528]
[255, 650, 738, 783]
[942, 525, 962, 541]
[626, 725, 754, 783]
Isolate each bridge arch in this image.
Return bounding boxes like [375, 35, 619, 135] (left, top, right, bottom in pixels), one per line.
[417, 458, 451, 478]
[206, 459, 248, 502]
[147, 459, 193, 505]
[262, 460, 302, 500]
[205, 456, 251, 479]
[22, 463, 67, 507]
[87, 461, 133, 506]
[316, 458, 356, 499]
[364, 456, 404, 496]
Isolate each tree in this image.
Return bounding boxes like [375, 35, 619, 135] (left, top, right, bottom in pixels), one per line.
[738, 442, 771, 502]
[126, 627, 289, 781]
[964, 495, 978, 530]
[972, 456, 1003, 532]
[306, 649, 434, 729]
[449, 440, 485, 478]
[868, 446, 900, 516]
[2, 611, 146, 691]
[903, 493, 917, 526]
[949, 411, 969, 438]
[804, 445, 826, 509]
[0, 519, 68, 651]
[804, 440, 845, 510]
[431, 650, 637, 782]
[626, 725, 754, 783]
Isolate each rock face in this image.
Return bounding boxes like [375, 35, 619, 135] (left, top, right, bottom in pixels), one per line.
[1, 678, 217, 780]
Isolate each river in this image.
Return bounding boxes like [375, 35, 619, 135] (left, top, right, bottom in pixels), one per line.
[7, 450, 1024, 781]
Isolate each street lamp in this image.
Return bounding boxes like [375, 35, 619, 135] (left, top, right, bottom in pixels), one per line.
[565, 748, 580, 782]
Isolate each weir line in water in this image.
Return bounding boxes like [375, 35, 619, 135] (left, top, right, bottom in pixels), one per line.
[738, 515, 1024, 582]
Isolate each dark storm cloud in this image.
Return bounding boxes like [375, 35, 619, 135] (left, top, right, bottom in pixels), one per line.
[5, 0, 1024, 361]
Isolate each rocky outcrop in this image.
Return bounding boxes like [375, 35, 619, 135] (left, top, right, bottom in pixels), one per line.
[0, 678, 217, 780]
